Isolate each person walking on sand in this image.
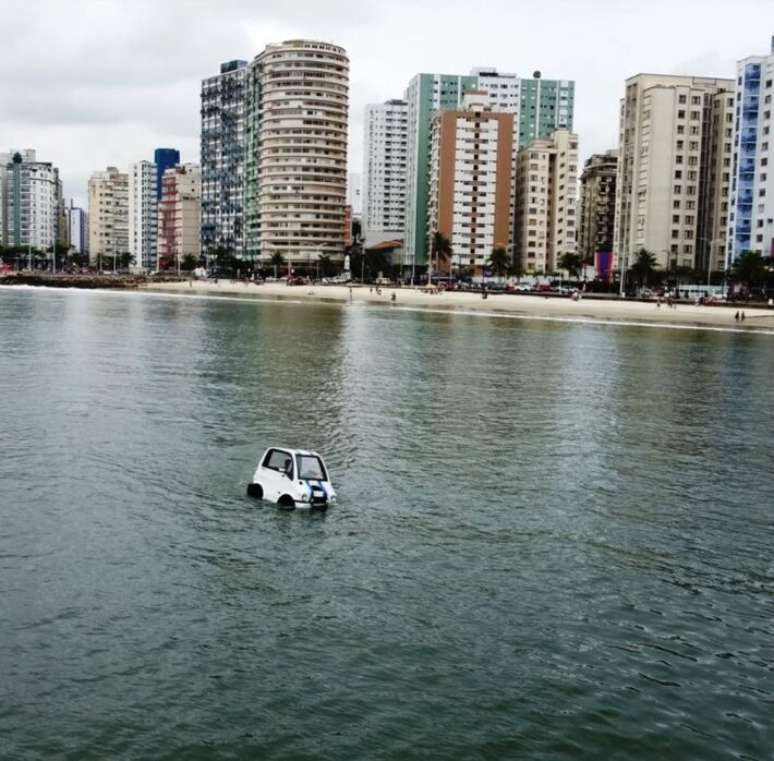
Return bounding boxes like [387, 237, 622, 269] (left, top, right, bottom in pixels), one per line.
[735, 311, 740, 321]
[741, 311, 746, 321]
[349, 286, 353, 301]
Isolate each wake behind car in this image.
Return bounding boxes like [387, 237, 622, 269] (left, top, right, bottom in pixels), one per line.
[246, 447, 336, 509]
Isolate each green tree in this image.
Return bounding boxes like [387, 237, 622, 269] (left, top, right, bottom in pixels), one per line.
[269, 252, 286, 278]
[629, 248, 659, 289]
[352, 218, 362, 244]
[487, 246, 510, 278]
[731, 250, 767, 292]
[510, 258, 524, 281]
[317, 254, 336, 278]
[430, 231, 452, 283]
[181, 254, 198, 272]
[558, 253, 583, 281]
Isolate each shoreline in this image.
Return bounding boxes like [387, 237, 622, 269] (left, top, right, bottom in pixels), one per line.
[141, 280, 774, 334]
[4, 276, 774, 333]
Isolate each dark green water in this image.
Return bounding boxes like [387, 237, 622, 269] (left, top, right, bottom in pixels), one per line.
[1, 287, 773, 760]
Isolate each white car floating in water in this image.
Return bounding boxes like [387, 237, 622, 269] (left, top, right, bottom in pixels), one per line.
[246, 447, 336, 509]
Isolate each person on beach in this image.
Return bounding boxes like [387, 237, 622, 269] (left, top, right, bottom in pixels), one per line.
[349, 287, 353, 301]
[735, 311, 740, 321]
[391, 292, 396, 303]
[741, 311, 746, 321]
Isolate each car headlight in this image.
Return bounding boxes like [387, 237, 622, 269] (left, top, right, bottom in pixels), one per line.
[300, 493, 309, 502]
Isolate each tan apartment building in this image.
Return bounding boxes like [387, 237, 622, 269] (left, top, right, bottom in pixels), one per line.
[245, 40, 349, 263]
[157, 164, 201, 271]
[88, 166, 128, 266]
[427, 91, 514, 275]
[579, 150, 617, 263]
[613, 74, 735, 275]
[514, 129, 579, 274]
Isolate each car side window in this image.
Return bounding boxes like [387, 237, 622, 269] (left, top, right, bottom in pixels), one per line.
[264, 449, 289, 471]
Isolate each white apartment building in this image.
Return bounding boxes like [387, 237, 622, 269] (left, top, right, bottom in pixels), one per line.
[514, 129, 579, 274]
[614, 74, 735, 274]
[362, 99, 408, 245]
[88, 167, 129, 265]
[128, 160, 158, 271]
[0, 149, 61, 251]
[728, 39, 774, 263]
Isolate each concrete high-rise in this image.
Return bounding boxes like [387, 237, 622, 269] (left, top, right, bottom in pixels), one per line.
[200, 60, 247, 258]
[728, 38, 774, 263]
[362, 99, 408, 246]
[128, 160, 158, 271]
[244, 40, 349, 264]
[88, 166, 128, 266]
[427, 91, 514, 275]
[347, 172, 362, 218]
[65, 199, 88, 255]
[0, 149, 62, 251]
[514, 130, 579, 274]
[579, 151, 618, 264]
[157, 164, 201, 270]
[613, 74, 735, 275]
[403, 68, 575, 276]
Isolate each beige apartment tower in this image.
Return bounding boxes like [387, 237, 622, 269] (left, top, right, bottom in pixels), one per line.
[427, 92, 514, 274]
[157, 164, 201, 271]
[88, 167, 128, 266]
[245, 40, 349, 263]
[613, 74, 735, 275]
[514, 129, 579, 274]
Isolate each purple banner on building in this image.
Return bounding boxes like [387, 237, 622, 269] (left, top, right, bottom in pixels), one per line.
[595, 250, 613, 281]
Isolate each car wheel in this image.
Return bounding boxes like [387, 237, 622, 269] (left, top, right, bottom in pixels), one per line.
[278, 495, 295, 509]
[246, 483, 263, 499]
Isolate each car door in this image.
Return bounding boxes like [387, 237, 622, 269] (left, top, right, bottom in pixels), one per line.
[261, 448, 293, 501]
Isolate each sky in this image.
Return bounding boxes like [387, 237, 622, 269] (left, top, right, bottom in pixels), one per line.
[0, 0, 771, 208]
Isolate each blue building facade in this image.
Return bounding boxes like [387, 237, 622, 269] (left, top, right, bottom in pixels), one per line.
[729, 39, 774, 265]
[200, 60, 248, 258]
[154, 148, 180, 201]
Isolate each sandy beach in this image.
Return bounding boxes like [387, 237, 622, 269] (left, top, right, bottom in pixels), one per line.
[142, 279, 774, 333]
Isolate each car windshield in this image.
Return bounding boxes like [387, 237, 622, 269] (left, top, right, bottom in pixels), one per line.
[297, 455, 326, 480]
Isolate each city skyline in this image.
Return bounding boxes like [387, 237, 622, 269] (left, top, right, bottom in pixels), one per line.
[0, 0, 763, 207]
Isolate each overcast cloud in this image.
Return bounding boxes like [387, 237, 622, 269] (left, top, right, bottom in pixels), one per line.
[1, 0, 770, 207]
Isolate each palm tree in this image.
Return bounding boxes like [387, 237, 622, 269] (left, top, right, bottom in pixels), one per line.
[731, 250, 767, 294]
[317, 254, 335, 279]
[629, 248, 659, 290]
[430, 231, 452, 284]
[487, 246, 510, 279]
[558, 253, 583, 281]
[270, 252, 285, 280]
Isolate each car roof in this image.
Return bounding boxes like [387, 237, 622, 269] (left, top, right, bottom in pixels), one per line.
[264, 447, 320, 458]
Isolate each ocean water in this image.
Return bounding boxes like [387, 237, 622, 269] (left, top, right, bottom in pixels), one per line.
[1, 287, 773, 760]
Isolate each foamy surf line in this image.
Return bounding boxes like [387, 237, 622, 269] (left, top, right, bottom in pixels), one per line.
[386, 303, 774, 335]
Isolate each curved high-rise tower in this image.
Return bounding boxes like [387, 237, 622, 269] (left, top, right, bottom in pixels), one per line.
[245, 40, 349, 264]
